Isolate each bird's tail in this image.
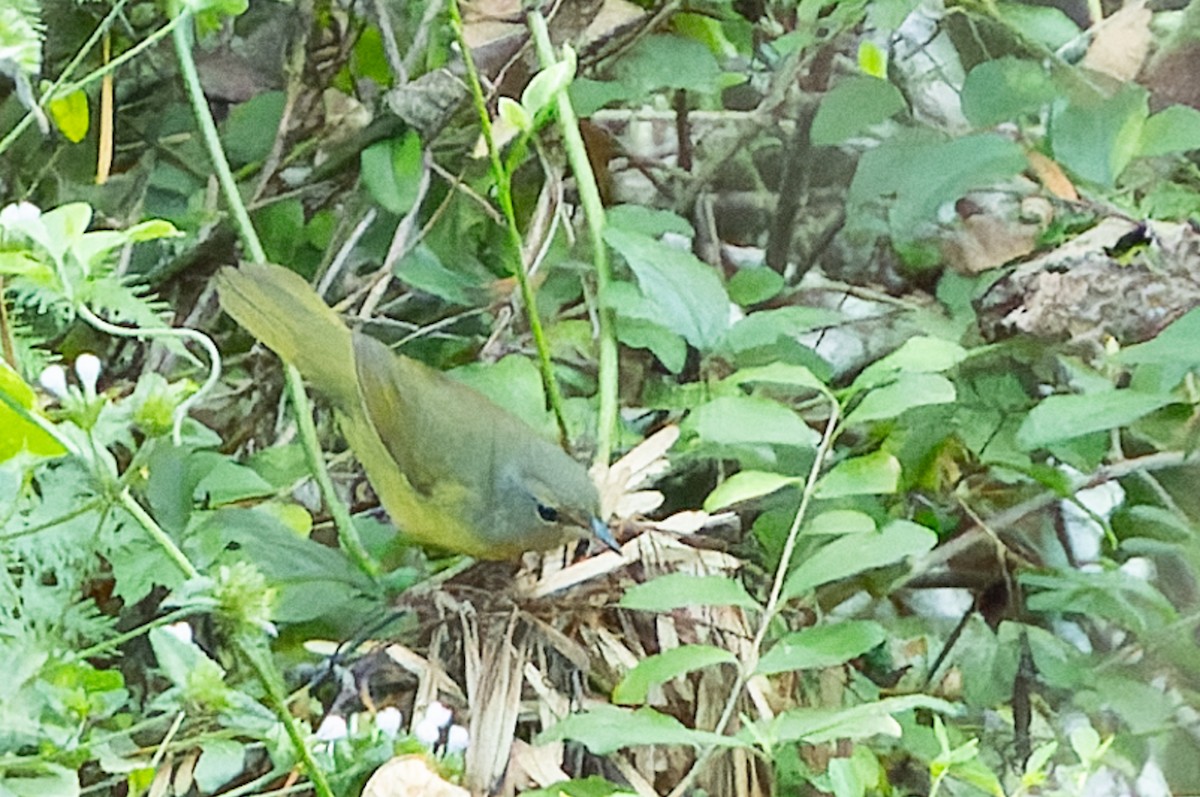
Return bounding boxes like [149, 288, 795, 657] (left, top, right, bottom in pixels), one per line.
[216, 263, 357, 408]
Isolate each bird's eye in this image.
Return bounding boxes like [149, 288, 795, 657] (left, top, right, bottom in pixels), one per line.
[535, 502, 559, 523]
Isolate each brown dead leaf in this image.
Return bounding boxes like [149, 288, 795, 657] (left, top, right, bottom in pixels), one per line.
[1026, 150, 1079, 201]
[1082, 1, 1152, 82]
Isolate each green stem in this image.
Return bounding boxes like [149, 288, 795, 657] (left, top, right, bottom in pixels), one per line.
[171, 10, 379, 579]
[447, 0, 570, 443]
[526, 12, 619, 466]
[119, 489, 199, 579]
[238, 637, 335, 797]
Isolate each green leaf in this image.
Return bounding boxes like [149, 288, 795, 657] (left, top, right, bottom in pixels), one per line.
[222, 91, 286, 166]
[194, 740, 245, 793]
[784, 520, 937, 598]
[616, 315, 688, 374]
[803, 509, 877, 536]
[767, 695, 958, 745]
[394, 244, 483, 306]
[704, 470, 800, 511]
[521, 776, 637, 797]
[725, 362, 827, 392]
[1049, 85, 1148, 187]
[621, 573, 761, 611]
[852, 336, 968, 392]
[815, 450, 901, 498]
[605, 227, 731, 349]
[498, 96, 532, 133]
[845, 373, 956, 425]
[961, 58, 1055, 127]
[1137, 105, 1200, 157]
[1016, 390, 1174, 449]
[48, 88, 88, 143]
[613, 645, 737, 704]
[811, 76, 906, 147]
[757, 621, 887, 674]
[541, 705, 744, 755]
[361, 131, 424, 215]
[523, 47, 576, 117]
[849, 130, 1026, 241]
[720, 306, 844, 355]
[0, 763, 79, 797]
[615, 35, 721, 96]
[0, 363, 67, 461]
[686, 396, 819, 448]
[728, 267, 784, 305]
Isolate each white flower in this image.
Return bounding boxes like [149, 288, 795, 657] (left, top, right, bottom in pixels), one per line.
[0, 201, 39, 228]
[38, 364, 69, 399]
[414, 716, 442, 747]
[162, 622, 193, 644]
[422, 701, 453, 729]
[445, 725, 469, 755]
[75, 353, 101, 398]
[314, 715, 348, 742]
[374, 706, 402, 737]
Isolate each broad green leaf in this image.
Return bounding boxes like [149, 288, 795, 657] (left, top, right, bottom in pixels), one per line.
[607, 205, 694, 238]
[812, 76, 905, 146]
[851, 336, 968, 392]
[815, 451, 901, 498]
[757, 621, 887, 674]
[613, 644, 737, 704]
[803, 509, 877, 536]
[849, 130, 1026, 241]
[845, 373, 956, 425]
[48, 88, 88, 143]
[222, 91, 286, 166]
[686, 396, 819, 448]
[0, 763, 79, 797]
[720, 306, 844, 355]
[193, 460, 275, 506]
[766, 695, 958, 745]
[725, 362, 827, 392]
[361, 131, 424, 215]
[994, 1, 1080, 50]
[521, 777, 637, 797]
[540, 705, 744, 754]
[621, 573, 761, 611]
[1049, 85, 1148, 187]
[394, 244, 482, 306]
[961, 58, 1056, 128]
[194, 740, 245, 793]
[705, 470, 800, 511]
[615, 35, 721, 96]
[1112, 305, 1200, 380]
[784, 519, 936, 598]
[1137, 105, 1200, 157]
[605, 227, 731, 349]
[616, 315, 688, 374]
[728, 266, 784, 306]
[0, 363, 67, 460]
[1016, 390, 1174, 449]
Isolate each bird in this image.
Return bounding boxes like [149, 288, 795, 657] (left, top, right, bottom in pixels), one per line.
[216, 262, 618, 560]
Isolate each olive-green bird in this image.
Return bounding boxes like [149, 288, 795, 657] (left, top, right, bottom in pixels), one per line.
[216, 262, 617, 560]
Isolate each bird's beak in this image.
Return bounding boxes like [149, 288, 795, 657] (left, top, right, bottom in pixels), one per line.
[591, 516, 621, 553]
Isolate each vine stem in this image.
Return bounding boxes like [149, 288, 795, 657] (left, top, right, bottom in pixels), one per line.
[447, 0, 570, 443]
[525, 12, 619, 466]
